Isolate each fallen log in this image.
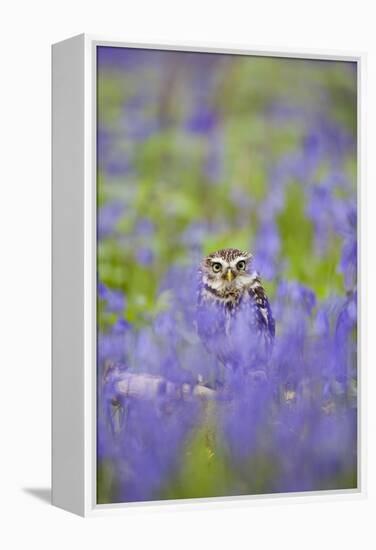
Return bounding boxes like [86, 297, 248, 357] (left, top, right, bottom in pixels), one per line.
[104, 368, 217, 402]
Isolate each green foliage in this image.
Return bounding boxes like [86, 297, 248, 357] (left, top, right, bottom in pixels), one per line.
[97, 460, 116, 504]
[161, 403, 232, 499]
[277, 182, 344, 298]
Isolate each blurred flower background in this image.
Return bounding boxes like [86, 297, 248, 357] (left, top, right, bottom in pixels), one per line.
[97, 47, 357, 504]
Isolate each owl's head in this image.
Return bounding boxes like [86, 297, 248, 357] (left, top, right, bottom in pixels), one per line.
[200, 248, 254, 294]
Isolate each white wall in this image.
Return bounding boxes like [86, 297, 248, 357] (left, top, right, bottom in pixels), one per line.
[1, 0, 375, 547]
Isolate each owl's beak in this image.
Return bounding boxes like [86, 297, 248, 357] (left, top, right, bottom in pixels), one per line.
[226, 269, 234, 283]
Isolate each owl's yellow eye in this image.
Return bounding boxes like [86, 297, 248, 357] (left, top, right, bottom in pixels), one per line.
[212, 262, 222, 273]
[236, 260, 246, 270]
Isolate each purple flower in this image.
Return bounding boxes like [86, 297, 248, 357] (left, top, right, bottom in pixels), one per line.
[97, 46, 151, 71]
[98, 265, 357, 501]
[306, 185, 333, 255]
[134, 218, 155, 236]
[105, 154, 132, 177]
[122, 107, 160, 142]
[113, 318, 131, 333]
[339, 205, 357, 291]
[253, 220, 281, 279]
[276, 281, 316, 315]
[186, 106, 217, 134]
[106, 289, 125, 313]
[135, 247, 154, 266]
[99, 282, 126, 314]
[204, 132, 224, 183]
[95, 58, 357, 500]
[98, 201, 124, 239]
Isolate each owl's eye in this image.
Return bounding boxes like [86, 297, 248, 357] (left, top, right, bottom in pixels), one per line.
[236, 260, 246, 271]
[212, 262, 222, 273]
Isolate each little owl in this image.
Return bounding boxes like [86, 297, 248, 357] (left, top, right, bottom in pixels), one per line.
[197, 248, 275, 372]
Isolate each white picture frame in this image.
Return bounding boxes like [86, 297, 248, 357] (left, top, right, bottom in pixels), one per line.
[52, 34, 365, 517]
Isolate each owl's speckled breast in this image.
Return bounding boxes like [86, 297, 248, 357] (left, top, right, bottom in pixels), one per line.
[201, 283, 242, 308]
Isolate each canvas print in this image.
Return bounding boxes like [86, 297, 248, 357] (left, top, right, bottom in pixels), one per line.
[96, 46, 357, 504]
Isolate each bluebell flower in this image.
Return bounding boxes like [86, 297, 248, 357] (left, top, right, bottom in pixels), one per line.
[122, 107, 160, 142]
[105, 154, 132, 177]
[134, 218, 155, 236]
[96, 55, 357, 501]
[98, 281, 108, 300]
[253, 220, 281, 279]
[135, 247, 154, 266]
[339, 205, 357, 291]
[113, 318, 131, 333]
[97, 201, 124, 240]
[97, 46, 152, 71]
[276, 281, 316, 315]
[186, 106, 217, 134]
[106, 288, 126, 314]
[99, 282, 126, 314]
[204, 132, 224, 183]
[306, 185, 333, 255]
[98, 264, 357, 501]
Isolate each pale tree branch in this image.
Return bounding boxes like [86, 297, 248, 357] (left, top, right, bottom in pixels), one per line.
[105, 370, 217, 401]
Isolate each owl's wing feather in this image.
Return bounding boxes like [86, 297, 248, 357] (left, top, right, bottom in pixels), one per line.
[247, 277, 275, 350]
